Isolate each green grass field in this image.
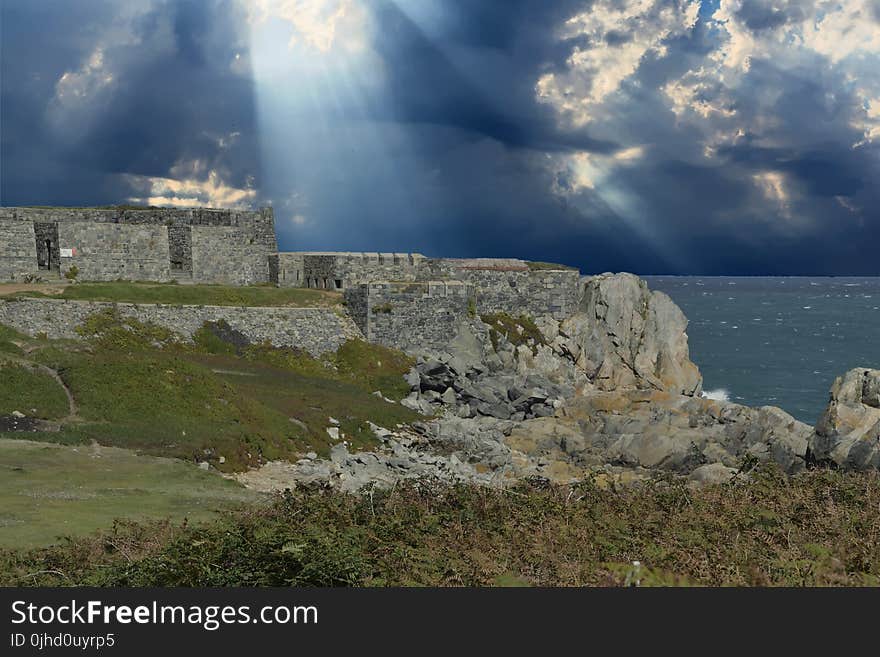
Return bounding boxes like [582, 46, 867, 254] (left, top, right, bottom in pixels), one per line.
[2, 281, 341, 307]
[0, 439, 261, 550]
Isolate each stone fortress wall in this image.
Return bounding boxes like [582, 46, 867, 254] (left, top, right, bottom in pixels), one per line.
[273, 253, 581, 310]
[1, 205, 583, 355]
[0, 206, 277, 285]
[272, 252, 427, 290]
[344, 281, 474, 353]
[277, 253, 583, 349]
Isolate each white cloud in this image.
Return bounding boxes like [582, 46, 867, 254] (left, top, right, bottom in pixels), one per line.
[247, 0, 367, 53]
[52, 48, 115, 107]
[536, 0, 701, 126]
[664, 0, 880, 151]
[552, 146, 647, 196]
[125, 160, 257, 209]
[753, 170, 789, 208]
[854, 96, 880, 147]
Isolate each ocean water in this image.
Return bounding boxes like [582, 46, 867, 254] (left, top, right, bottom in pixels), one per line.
[645, 277, 880, 425]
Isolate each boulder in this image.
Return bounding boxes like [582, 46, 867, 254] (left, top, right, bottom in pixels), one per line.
[561, 273, 702, 396]
[810, 368, 880, 470]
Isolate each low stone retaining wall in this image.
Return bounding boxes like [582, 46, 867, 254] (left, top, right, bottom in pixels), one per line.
[0, 298, 362, 356]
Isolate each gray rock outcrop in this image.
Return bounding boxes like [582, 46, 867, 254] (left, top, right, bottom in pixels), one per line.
[810, 368, 880, 470]
[561, 273, 702, 396]
[233, 271, 855, 493]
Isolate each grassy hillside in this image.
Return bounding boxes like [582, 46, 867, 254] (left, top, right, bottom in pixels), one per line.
[0, 362, 70, 419]
[0, 314, 418, 472]
[2, 281, 341, 307]
[2, 468, 878, 586]
[0, 312, 419, 552]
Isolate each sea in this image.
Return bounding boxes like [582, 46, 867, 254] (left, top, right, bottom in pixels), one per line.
[645, 277, 880, 425]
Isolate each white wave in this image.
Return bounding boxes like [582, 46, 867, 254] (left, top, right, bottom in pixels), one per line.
[702, 388, 730, 402]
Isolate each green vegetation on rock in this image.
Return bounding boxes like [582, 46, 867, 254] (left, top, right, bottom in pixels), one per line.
[3, 467, 878, 586]
[480, 312, 546, 354]
[0, 324, 26, 356]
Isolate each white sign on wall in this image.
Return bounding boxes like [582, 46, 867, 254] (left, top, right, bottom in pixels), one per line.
[60, 248, 75, 258]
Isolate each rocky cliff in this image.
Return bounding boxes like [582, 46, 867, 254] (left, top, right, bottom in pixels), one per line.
[238, 273, 870, 492]
[563, 273, 702, 396]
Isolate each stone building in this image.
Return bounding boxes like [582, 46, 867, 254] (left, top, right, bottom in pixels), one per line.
[0, 206, 277, 285]
[0, 205, 585, 354]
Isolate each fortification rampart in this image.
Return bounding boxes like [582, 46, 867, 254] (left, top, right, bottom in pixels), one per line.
[0, 207, 276, 284]
[459, 269, 581, 320]
[344, 281, 474, 353]
[0, 298, 360, 356]
[273, 252, 426, 289]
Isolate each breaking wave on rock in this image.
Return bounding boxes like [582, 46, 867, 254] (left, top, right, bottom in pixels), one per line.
[702, 388, 731, 402]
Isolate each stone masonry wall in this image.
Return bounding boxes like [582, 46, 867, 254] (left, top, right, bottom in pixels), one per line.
[273, 253, 304, 287]
[418, 259, 581, 320]
[57, 223, 172, 282]
[274, 252, 426, 289]
[2, 207, 276, 247]
[1, 206, 277, 285]
[0, 220, 38, 281]
[191, 226, 271, 285]
[344, 281, 474, 353]
[0, 298, 362, 356]
[460, 269, 582, 320]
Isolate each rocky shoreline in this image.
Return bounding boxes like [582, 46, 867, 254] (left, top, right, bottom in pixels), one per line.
[236, 272, 880, 492]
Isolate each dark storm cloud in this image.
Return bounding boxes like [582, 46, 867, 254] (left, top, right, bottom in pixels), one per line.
[3, 0, 880, 274]
[365, 0, 613, 153]
[1, 0, 258, 206]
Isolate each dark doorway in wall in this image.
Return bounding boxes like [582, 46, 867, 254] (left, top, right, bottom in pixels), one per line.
[335, 279, 343, 289]
[34, 223, 60, 271]
[168, 226, 193, 273]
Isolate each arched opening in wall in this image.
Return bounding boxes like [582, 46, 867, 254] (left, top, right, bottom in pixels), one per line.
[334, 279, 343, 290]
